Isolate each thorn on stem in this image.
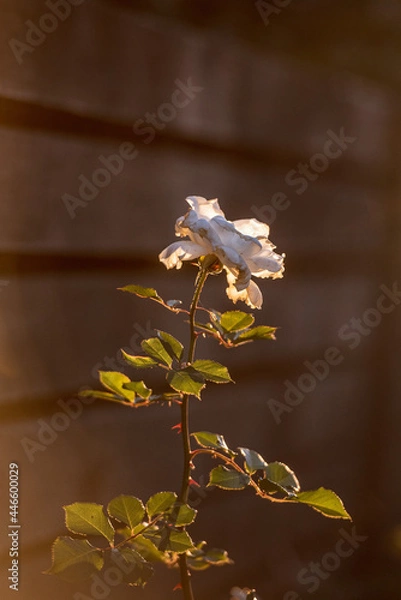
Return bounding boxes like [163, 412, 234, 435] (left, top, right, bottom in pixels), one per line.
[173, 582, 183, 591]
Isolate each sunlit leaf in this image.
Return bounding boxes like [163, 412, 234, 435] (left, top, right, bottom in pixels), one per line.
[192, 431, 236, 457]
[168, 503, 197, 527]
[165, 530, 194, 554]
[45, 537, 103, 581]
[119, 285, 183, 313]
[186, 542, 233, 570]
[292, 488, 351, 520]
[121, 351, 157, 369]
[108, 547, 154, 587]
[146, 492, 177, 519]
[220, 311, 255, 332]
[235, 326, 277, 343]
[99, 371, 135, 401]
[156, 330, 184, 361]
[79, 390, 122, 402]
[141, 338, 173, 367]
[264, 462, 300, 493]
[129, 534, 165, 563]
[123, 381, 152, 400]
[203, 547, 233, 566]
[238, 448, 268, 474]
[107, 496, 145, 530]
[166, 368, 205, 398]
[191, 360, 233, 384]
[208, 466, 250, 490]
[119, 284, 162, 301]
[64, 503, 114, 542]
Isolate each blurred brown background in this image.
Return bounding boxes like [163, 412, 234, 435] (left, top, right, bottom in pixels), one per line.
[1, 1, 401, 598]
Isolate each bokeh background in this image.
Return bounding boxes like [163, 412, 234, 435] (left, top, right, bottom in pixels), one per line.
[1, 1, 401, 599]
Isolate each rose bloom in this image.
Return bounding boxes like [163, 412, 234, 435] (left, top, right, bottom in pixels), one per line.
[159, 196, 284, 309]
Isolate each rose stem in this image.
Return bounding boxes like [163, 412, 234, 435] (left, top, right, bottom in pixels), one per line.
[178, 266, 209, 600]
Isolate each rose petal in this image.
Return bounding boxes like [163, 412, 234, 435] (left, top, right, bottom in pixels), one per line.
[210, 216, 261, 255]
[216, 246, 251, 291]
[159, 241, 206, 269]
[233, 218, 271, 239]
[159, 196, 284, 308]
[246, 280, 263, 308]
[186, 196, 225, 219]
[225, 272, 263, 309]
[178, 210, 221, 250]
[247, 249, 285, 278]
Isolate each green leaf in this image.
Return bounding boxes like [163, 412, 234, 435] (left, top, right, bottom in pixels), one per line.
[192, 431, 236, 457]
[79, 390, 122, 402]
[168, 503, 197, 527]
[156, 330, 184, 361]
[46, 537, 103, 581]
[99, 371, 135, 401]
[203, 547, 233, 566]
[259, 478, 286, 495]
[186, 557, 210, 571]
[165, 530, 194, 554]
[191, 360, 233, 384]
[129, 534, 165, 563]
[264, 462, 300, 493]
[208, 466, 250, 490]
[220, 311, 255, 332]
[119, 284, 162, 301]
[141, 338, 173, 367]
[146, 492, 177, 519]
[239, 448, 268, 474]
[187, 545, 233, 570]
[121, 351, 157, 369]
[107, 496, 145, 529]
[108, 548, 154, 587]
[293, 488, 351, 520]
[123, 381, 152, 400]
[166, 368, 205, 398]
[236, 325, 277, 343]
[119, 285, 183, 313]
[64, 503, 114, 543]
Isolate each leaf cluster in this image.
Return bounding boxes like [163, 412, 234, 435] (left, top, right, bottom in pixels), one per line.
[192, 432, 351, 520]
[46, 492, 231, 586]
[196, 310, 277, 348]
[81, 330, 233, 404]
[49, 281, 351, 597]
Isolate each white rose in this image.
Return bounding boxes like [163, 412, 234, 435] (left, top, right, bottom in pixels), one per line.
[159, 196, 285, 309]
